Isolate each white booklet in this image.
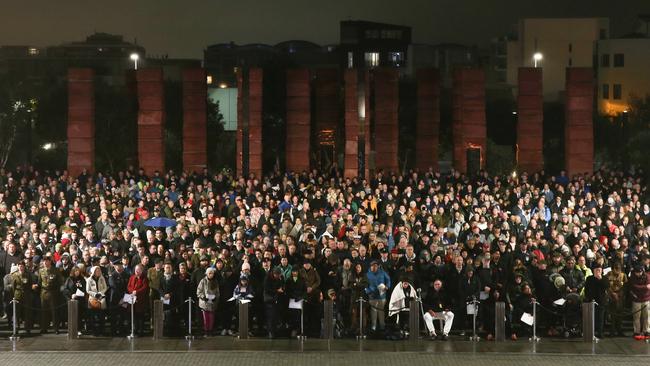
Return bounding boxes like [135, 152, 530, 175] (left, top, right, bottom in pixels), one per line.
[289, 298, 303, 310]
[521, 312, 534, 326]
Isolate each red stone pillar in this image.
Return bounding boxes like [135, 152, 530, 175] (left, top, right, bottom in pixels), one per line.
[67, 68, 95, 176]
[565, 68, 594, 175]
[517, 68, 544, 173]
[248, 68, 263, 179]
[236, 68, 264, 178]
[452, 68, 486, 173]
[373, 68, 399, 173]
[416, 68, 440, 171]
[182, 68, 207, 173]
[363, 70, 371, 178]
[285, 69, 310, 172]
[136, 68, 165, 175]
[344, 69, 359, 178]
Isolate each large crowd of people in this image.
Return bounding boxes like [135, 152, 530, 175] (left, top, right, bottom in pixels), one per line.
[0, 165, 649, 341]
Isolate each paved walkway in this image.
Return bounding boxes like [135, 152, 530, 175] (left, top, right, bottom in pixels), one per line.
[1, 350, 650, 366]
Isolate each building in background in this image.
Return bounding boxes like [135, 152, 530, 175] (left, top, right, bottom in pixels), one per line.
[498, 18, 609, 101]
[596, 31, 650, 115]
[339, 20, 411, 69]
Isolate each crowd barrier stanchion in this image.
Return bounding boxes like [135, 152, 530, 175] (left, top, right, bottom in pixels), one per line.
[67, 299, 79, 340]
[152, 300, 163, 340]
[322, 300, 334, 340]
[9, 299, 19, 341]
[582, 301, 597, 343]
[185, 297, 194, 341]
[495, 301, 505, 342]
[468, 297, 480, 341]
[356, 298, 366, 340]
[298, 302, 306, 340]
[238, 300, 249, 340]
[530, 300, 540, 342]
[408, 299, 420, 342]
[127, 297, 136, 340]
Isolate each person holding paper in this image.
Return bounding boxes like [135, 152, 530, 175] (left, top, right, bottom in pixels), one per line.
[127, 264, 149, 336]
[86, 266, 108, 336]
[365, 260, 391, 333]
[285, 265, 306, 338]
[197, 267, 219, 337]
[299, 260, 321, 337]
[62, 266, 87, 333]
[108, 260, 130, 336]
[512, 283, 535, 339]
[159, 261, 180, 336]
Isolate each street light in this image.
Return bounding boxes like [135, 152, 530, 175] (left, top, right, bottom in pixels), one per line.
[533, 52, 543, 68]
[130, 53, 140, 70]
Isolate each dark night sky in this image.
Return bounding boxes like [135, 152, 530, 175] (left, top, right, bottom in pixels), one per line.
[2, 0, 650, 59]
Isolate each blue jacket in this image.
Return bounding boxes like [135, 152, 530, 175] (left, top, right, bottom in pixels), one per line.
[365, 268, 391, 300]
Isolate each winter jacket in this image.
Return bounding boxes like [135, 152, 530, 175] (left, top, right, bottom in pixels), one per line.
[365, 268, 391, 300]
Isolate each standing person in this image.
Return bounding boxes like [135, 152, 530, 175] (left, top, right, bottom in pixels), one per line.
[365, 260, 391, 333]
[86, 266, 108, 336]
[460, 266, 481, 334]
[629, 264, 650, 340]
[197, 267, 219, 337]
[350, 262, 368, 336]
[584, 264, 608, 338]
[285, 266, 306, 337]
[127, 264, 149, 336]
[62, 266, 87, 334]
[37, 256, 63, 334]
[147, 259, 163, 324]
[159, 261, 180, 336]
[299, 260, 321, 337]
[606, 262, 627, 336]
[108, 261, 130, 336]
[11, 261, 36, 334]
[263, 267, 284, 338]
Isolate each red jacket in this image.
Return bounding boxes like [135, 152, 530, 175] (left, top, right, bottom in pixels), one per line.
[629, 272, 650, 303]
[127, 274, 149, 312]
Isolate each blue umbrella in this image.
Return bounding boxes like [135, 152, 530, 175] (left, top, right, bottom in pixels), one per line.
[144, 217, 178, 228]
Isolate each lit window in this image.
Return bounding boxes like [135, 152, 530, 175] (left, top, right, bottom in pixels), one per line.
[206, 75, 213, 85]
[28, 47, 39, 56]
[364, 52, 379, 68]
[347, 52, 354, 69]
[389, 52, 404, 66]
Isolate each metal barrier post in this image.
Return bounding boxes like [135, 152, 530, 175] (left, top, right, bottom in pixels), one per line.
[469, 297, 480, 341]
[67, 299, 78, 340]
[409, 299, 420, 341]
[530, 300, 540, 342]
[322, 300, 334, 340]
[356, 298, 366, 340]
[185, 297, 194, 340]
[152, 300, 164, 339]
[582, 301, 597, 342]
[238, 301, 249, 339]
[127, 298, 135, 340]
[495, 301, 506, 341]
[9, 299, 19, 341]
